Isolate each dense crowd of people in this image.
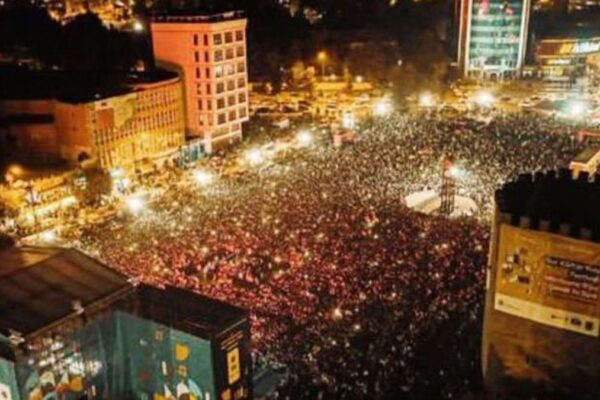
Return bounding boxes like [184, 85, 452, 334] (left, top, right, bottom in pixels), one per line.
[69, 112, 584, 399]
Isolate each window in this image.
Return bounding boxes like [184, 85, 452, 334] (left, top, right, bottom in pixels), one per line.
[216, 82, 225, 94]
[213, 34, 222, 45]
[197, 100, 203, 110]
[237, 62, 245, 73]
[207, 101, 212, 110]
[206, 68, 210, 79]
[206, 84, 211, 95]
[204, 52, 209, 62]
[227, 80, 235, 91]
[228, 95, 236, 106]
[235, 30, 244, 41]
[215, 66, 224, 78]
[229, 110, 237, 121]
[218, 113, 226, 124]
[225, 64, 235, 75]
[203, 34, 208, 46]
[236, 46, 245, 57]
[239, 107, 247, 118]
[226, 48, 234, 60]
[193, 34, 199, 46]
[195, 68, 201, 79]
[225, 32, 233, 43]
[217, 98, 226, 109]
[215, 50, 223, 62]
[196, 85, 202, 95]
[237, 77, 245, 88]
[194, 51, 200, 62]
[238, 92, 246, 103]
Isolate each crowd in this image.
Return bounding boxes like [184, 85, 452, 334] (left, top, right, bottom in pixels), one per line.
[69, 112, 584, 399]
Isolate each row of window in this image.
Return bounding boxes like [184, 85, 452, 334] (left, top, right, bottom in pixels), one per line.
[198, 107, 247, 127]
[193, 46, 245, 63]
[193, 30, 244, 47]
[194, 62, 245, 80]
[198, 93, 246, 111]
[195, 78, 246, 96]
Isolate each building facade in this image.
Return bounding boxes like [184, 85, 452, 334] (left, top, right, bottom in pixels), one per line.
[0, 71, 185, 173]
[150, 12, 249, 153]
[534, 36, 600, 89]
[457, 0, 531, 79]
[483, 170, 600, 399]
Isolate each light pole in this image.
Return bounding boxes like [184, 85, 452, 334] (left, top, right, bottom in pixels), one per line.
[317, 51, 327, 80]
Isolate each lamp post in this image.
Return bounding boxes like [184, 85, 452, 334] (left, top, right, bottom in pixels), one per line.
[317, 51, 327, 80]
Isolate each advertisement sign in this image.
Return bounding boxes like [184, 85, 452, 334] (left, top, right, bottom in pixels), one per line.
[495, 225, 600, 337]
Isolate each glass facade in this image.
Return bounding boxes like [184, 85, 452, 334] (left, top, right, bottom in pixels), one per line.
[467, 0, 528, 75]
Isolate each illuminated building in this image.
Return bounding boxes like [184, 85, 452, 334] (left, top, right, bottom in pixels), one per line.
[0, 245, 252, 400]
[483, 170, 600, 398]
[534, 36, 600, 89]
[150, 12, 249, 153]
[0, 69, 186, 172]
[457, 0, 532, 78]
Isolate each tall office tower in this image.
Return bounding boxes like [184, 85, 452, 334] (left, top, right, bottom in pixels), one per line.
[457, 0, 532, 79]
[150, 12, 249, 153]
[483, 170, 600, 399]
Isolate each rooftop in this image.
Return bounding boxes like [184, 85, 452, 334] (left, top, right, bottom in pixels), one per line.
[0, 66, 178, 103]
[0, 246, 131, 337]
[149, 9, 245, 23]
[495, 170, 600, 242]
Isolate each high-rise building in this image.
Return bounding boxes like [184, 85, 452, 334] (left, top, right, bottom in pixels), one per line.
[150, 12, 249, 153]
[457, 0, 532, 79]
[483, 170, 600, 399]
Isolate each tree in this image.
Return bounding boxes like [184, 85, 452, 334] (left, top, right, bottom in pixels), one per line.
[73, 168, 113, 206]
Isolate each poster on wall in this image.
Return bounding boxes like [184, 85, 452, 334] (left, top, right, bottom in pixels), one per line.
[495, 224, 600, 337]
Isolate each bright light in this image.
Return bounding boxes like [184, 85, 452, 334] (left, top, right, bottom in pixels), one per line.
[355, 75, 364, 83]
[332, 307, 343, 319]
[133, 20, 144, 32]
[317, 51, 327, 61]
[296, 130, 313, 147]
[193, 170, 214, 186]
[245, 148, 264, 165]
[419, 92, 435, 108]
[449, 166, 461, 178]
[475, 91, 494, 107]
[374, 99, 392, 116]
[125, 196, 145, 214]
[566, 100, 587, 118]
[342, 113, 355, 129]
[110, 167, 124, 179]
[41, 230, 56, 242]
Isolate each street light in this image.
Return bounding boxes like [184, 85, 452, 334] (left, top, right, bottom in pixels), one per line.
[193, 170, 214, 186]
[419, 92, 435, 108]
[125, 196, 145, 214]
[41, 230, 56, 242]
[245, 148, 264, 165]
[374, 99, 392, 116]
[475, 90, 494, 107]
[317, 51, 327, 80]
[133, 20, 144, 33]
[296, 130, 313, 147]
[566, 99, 587, 118]
[342, 113, 355, 129]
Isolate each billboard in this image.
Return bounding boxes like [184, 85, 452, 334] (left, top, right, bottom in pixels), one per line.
[466, 0, 529, 73]
[118, 312, 217, 400]
[212, 321, 252, 400]
[494, 224, 600, 337]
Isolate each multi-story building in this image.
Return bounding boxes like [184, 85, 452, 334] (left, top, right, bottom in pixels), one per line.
[483, 170, 600, 399]
[150, 11, 249, 153]
[457, 0, 532, 79]
[0, 69, 185, 172]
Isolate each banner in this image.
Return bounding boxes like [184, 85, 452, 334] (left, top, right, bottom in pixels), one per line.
[495, 224, 600, 337]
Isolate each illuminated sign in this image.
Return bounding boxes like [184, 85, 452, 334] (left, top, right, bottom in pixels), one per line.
[495, 225, 600, 337]
[573, 41, 600, 55]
